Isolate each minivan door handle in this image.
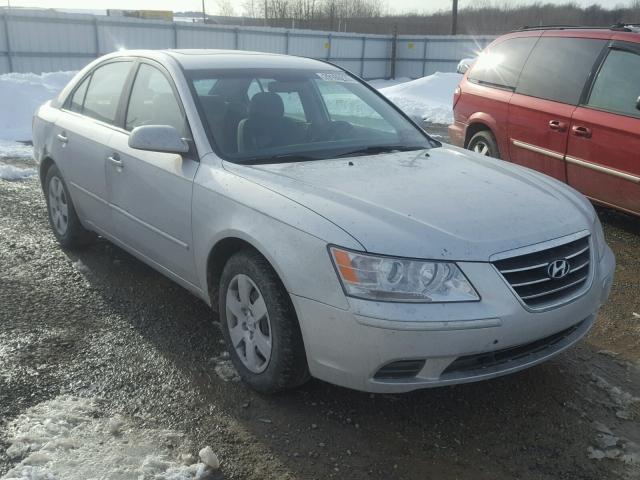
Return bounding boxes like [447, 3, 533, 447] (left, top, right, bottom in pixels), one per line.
[548, 120, 567, 132]
[572, 125, 592, 138]
[56, 132, 68, 144]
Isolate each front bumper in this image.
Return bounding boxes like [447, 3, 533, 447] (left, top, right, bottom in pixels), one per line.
[292, 245, 615, 393]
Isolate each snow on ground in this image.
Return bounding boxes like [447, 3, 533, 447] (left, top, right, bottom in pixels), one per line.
[0, 140, 36, 180]
[0, 71, 76, 142]
[1, 395, 217, 480]
[373, 72, 462, 125]
[0, 163, 37, 181]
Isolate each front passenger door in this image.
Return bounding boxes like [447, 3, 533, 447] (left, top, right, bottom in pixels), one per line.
[566, 43, 640, 214]
[106, 62, 199, 286]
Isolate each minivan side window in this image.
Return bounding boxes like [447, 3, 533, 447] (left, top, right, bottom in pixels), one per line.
[467, 37, 537, 90]
[125, 63, 186, 134]
[516, 37, 606, 105]
[587, 47, 640, 119]
[82, 61, 132, 124]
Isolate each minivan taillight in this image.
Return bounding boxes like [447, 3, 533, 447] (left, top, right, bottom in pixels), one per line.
[453, 86, 462, 109]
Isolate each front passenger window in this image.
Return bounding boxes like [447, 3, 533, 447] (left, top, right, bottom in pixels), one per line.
[126, 64, 186, 135]
[587, 48, 640, 119]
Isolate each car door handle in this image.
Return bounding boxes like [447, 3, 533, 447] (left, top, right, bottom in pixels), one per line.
[548, 120, 567, 132]
[107, 154, 123, 168]
[56, 133, 68, 143]
[572, 125, 592, 138]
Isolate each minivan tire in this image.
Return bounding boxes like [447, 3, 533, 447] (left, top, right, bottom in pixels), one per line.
[468, 130, 500, 158]
[219, 249, 310, 393]
[44, 164, 96, 249]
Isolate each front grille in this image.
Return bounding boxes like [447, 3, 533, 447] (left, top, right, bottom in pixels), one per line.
[374, 360, 425, 380]
[441, 320, 585, 377]
[493, 235, 591, 309]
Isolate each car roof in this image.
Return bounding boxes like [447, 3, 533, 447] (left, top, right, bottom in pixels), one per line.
[107, 49, 339, 71]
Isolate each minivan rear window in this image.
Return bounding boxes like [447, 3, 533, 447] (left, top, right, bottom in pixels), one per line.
[516, 37, 606, 105]
[468, 37, 537, 90]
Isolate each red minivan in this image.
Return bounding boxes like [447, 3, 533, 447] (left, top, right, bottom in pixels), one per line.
[449, 25, 640, 216]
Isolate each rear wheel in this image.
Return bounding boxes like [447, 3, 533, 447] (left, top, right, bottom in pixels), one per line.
[219, 249, 309, 393]
[467, 130, 500, 158]
[44, 165, 95, 249]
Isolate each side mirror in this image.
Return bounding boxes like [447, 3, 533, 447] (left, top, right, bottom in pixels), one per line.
[456, 58, 475, 75]
[128, 125, 189, 154]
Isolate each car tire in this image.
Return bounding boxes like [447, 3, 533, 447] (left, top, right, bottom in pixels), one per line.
[219, 249, 310, 393]
[468, 130, 500, 158]
[44, 164, 95, 249]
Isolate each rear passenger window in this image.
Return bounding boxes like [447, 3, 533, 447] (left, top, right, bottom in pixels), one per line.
[468, 37, 537, 90]
[126, 64, 186, 134]
[516, 37, 606, 105]
[82, 61, 132, 124]
[587, 48, 640, 119]
[69, 76, 90, 113]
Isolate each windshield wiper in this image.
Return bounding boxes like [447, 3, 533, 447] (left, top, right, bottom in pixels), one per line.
[240, 153, 323, 165]
[335, 145, 425, 158]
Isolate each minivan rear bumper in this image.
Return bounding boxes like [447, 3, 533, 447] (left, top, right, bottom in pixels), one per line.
[291, 245, 615, 393]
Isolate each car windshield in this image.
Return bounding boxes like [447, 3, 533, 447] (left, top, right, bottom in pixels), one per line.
[187, 68, 437, 164]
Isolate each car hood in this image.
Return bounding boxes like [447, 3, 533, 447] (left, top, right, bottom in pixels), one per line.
[223, 145, 595, 261]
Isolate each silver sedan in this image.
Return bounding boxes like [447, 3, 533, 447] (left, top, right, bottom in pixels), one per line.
[32, 50, 615, 393]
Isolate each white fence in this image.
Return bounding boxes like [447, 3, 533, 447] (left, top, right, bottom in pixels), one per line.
[0, 9, 496, 79]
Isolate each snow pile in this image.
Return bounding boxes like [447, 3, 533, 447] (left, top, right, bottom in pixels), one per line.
[0, 163, 36, 181]
[2, 395, 218, 480]
[0, 71, 76, 142]
[0, 140, 33, 159]
[375, 72, 462, 125]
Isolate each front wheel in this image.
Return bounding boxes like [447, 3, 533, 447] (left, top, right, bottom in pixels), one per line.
[467, 130, 500, 158]
[219, 249, 309, 393]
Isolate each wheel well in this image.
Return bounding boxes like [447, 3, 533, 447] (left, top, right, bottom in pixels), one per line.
[39, 157, 55, 186]
[464, 123, 492, 148]
[206, 237, 261, 312]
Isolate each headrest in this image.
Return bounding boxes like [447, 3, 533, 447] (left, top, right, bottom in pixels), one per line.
[249, 92, 284, 119]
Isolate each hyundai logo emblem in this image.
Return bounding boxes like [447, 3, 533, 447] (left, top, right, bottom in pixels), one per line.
[547, 259, 571, 279]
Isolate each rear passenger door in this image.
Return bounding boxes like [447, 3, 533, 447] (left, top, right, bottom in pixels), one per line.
[53, 61, 133, 230]
[508, 37, 607, 181]
[105, 61, 199, 286]
[566, 42, 640, 214]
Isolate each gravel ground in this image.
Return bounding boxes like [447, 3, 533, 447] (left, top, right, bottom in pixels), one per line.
[1, 155, 639, 479]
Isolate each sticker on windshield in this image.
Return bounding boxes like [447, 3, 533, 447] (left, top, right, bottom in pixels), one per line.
[316, 72, 356, 83]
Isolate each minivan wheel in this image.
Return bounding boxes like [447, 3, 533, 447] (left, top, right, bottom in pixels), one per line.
[44, 165, 95, 249]
[219, 249, 310, 393]
[468, 131, 500, 158]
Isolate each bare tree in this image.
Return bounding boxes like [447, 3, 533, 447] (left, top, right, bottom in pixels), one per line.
[216, 0, 236, 16]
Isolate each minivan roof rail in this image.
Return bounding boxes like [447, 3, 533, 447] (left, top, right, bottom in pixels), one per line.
[516, 25, 604, 31]
[516, 23, 640, 32]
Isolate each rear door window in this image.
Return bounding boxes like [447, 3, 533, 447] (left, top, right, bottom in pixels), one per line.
[82, 61, 133, 125]
[516, 37, 606, 105]
[587, 47, 640, 119]
[468, 36, 537, 90]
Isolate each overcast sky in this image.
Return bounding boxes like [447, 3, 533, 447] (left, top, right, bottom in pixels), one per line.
[3, 0, 634, 15]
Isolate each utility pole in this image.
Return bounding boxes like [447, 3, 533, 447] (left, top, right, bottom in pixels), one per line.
[202, 0, 206, 24]
[451, 0, 458, 35]
[264, 0, 268, 26]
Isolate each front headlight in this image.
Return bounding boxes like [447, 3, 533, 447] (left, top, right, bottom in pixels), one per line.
[593, 215, 606, 259]
[329, 247, 480, 303]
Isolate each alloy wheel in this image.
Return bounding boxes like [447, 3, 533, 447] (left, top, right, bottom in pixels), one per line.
[48, 176, 69, 236]
[225, 274, 272, 373]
